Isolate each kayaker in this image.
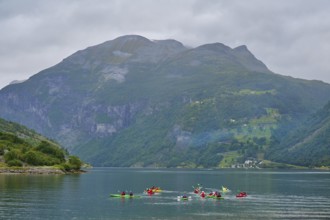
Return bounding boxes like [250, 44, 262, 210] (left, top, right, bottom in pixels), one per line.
[129, 192, 133, 197]
[146, 188, 154, 195]
[200, 191, 205, 198]
[121, 191, 126, 196]
[236, 191, 247, 197]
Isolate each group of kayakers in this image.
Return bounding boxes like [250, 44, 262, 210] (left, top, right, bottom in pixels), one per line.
[192, 184, 247, 199]
[193, 184, 222, 199]
[115, 184, 247, 199]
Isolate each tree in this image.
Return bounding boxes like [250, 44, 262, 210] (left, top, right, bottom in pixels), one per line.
[4, 149, 22, 162]
[67, 156, 82, 170]
[24, 151, 41, 165]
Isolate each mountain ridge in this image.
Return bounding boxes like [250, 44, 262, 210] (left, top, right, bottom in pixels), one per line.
[0, 35, 330, 167]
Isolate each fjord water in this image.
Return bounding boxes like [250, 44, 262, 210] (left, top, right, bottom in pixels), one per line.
[0, 168, 330, 220]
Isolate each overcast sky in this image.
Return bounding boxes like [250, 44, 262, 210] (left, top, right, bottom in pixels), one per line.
[1, 0, 330, 89]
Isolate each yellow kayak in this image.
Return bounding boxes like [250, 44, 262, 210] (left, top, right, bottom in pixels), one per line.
[222, 186, 230, 193]
[152, 188, 162, 193]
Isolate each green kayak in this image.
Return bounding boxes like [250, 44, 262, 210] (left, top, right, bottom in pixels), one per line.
[110, 194, 140, 198]
[177, 196, 192, 201]
[207, 195, 224, 199]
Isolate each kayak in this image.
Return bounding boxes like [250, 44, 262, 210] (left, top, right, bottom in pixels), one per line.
[236, 192, 247, 198]
[145, 188, 162, 195]
[207, 191, 223, 199]
[193, 189, 200, 194]
[207, 195, 224, 199]
[148, 186, 162, 193]
[177, 196, 192, 201]
[145, 191, 154, 195]
[192, 184, 202, 194]
[110, 194, 140, 198]
[144, 189, 155, 195]
[222, 186, 230, 193]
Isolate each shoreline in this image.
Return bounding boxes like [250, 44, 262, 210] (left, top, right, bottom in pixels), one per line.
[0, 166, 86, 175]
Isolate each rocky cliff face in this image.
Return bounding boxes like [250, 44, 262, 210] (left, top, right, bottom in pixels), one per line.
[1, 35, 330, 167]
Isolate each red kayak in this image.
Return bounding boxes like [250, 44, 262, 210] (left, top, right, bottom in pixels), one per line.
[236, 192, 247, 198]
[144, 188, 155, 195]
[194, 189, 200, 194]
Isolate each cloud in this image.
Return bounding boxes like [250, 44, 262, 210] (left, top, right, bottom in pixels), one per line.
[0, 0, 330, 89]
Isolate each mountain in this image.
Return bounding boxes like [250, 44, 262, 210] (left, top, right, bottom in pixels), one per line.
[0, 117, 82, 171]
[266, 101, 330, 167]
[0, 35, 330, 167]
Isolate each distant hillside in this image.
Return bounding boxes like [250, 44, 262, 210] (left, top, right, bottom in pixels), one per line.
[0, 35, 330, 168]
[266, 102, 330, 167]
[0, 118, 82, 171]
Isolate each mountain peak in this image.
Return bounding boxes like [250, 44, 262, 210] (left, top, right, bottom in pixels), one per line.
[233, 45, 271, 73]
[112, 35, 152, 44]
[153, 39, 186, 50]
[234, 45, 249, 52]
[234, 45, 256, 57]
[196, 42, 231, 53]
[192, 42, 270, 73]
[99, 35, 153, 51]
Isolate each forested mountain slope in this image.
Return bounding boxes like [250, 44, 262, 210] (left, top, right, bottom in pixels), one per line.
[266, 102, 330, 167]
[0, 35, 329, 167]
[0, 118, 81, 171]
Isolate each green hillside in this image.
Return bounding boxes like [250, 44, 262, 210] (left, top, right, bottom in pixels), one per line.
[0, 118, 82, 171]
[0, 35, 330, 168]
[266, 101, 330, 167]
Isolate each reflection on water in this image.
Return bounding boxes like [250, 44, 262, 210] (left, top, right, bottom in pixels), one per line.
[0, 168, 329, 219]
[0, 174, 80, 219]
[0, 174, 66, 190]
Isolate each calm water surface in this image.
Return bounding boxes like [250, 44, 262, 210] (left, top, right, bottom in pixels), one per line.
[0, 168, 329, 219]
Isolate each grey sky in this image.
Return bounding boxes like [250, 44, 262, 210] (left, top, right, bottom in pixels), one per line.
[1, 0, 330, 89]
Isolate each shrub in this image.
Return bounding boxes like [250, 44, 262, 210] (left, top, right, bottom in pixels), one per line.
[67, 156, 82, 170]
[58, 156, 83, 171]
[0, 145, 5, 155]
[35, 141, 65, 162]
[23, 150, 56, 166]
[23, 151, 40, 165]
[7, 159, 23, 167]
[57, 163, 71, 172]
[4, 149, 22, 162]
